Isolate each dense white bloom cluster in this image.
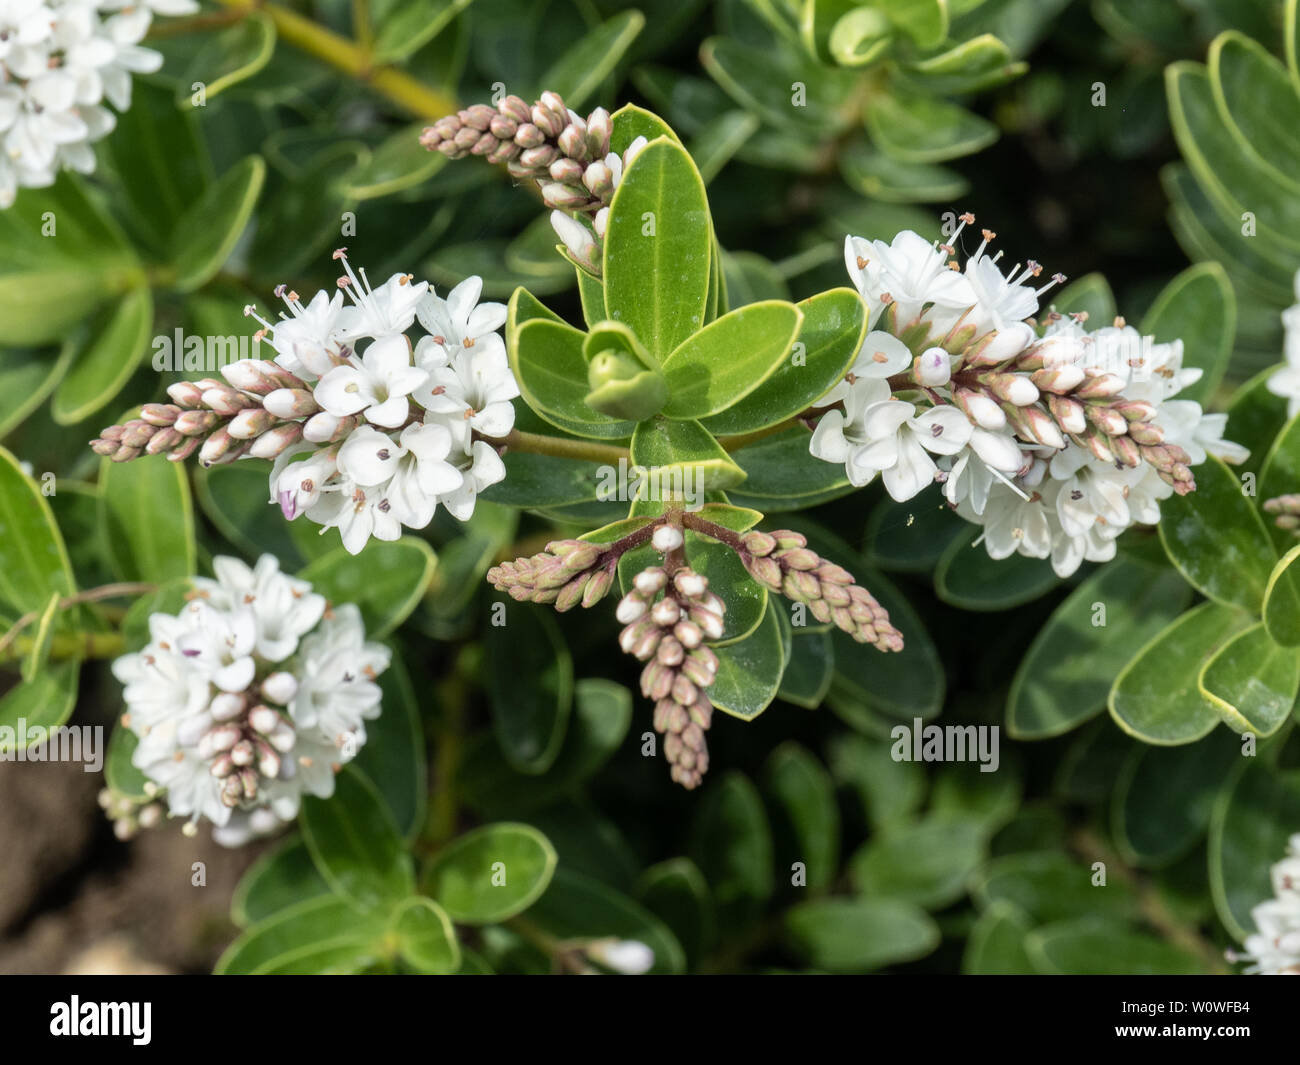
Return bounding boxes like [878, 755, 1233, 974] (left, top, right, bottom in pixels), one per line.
[810, 216, 1247, 577]
[1234, 834, 1300, 974]
[111, 554, 389, 846]
[1265, 269, 1300, 417]
[247, 251, 517, 554]
[0, 0, 197, 207]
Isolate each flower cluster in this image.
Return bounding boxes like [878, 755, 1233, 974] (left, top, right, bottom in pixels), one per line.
[110, 554, 389, 846]
[1231, 834, 1300, 974]
[0, 0, 197, 207]
[92, 251, 518, 554]
[1265, 269, 1300, 417]
[809, 216, 1247, 577]
[420, 89, 646, 276]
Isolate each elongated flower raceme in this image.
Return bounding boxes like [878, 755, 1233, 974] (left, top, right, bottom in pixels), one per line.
[107, 555, 388, 846]
[1229, 834, 1300, 974]
[0, 0, 198, 207]
[420, 89, 646, 276]
[808, 215, 1248, 577]
[91, 250, 519, 554]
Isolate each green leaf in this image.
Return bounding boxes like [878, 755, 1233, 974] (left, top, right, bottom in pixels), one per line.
[688, 111, 761, 185]
[1112, 733, 1239, 868]
[1209, 32, 1300, 198]
[510, 315, 637, 439]
[371, 0, 475, 64]
[483, 601, 573, 773]
[764, 742, 839, 890]
[708, 601, 787, 720]
[168, 155, 266, 293]
[215, 895, 386, 975]
[299, 767, 415, 909]
[0, 175, 139, 346]
[1210, 762, 1300, 940]
[827, 6, 893, 67]
[839, 139, 969, 203]
[785, 898, 939, 972]
[231, 837, 331, 928]
[933, 528, 1060, 610]
[0, 662, 79, 747]
[701, 289, 863, 435]
[460, 678, 633, 817]
[0, 342, 77, 438]
[1109, 601, 1253, 744]
[636, 858, 713, 964]
[604, 137, 713, 359]
[1264, 544, 1300, 646]
[661, 300, 802, 420]
[1260, 412, 1300, 552]
[850, 816, 986, 910]
[390, 897, 461, 974]
[51, 285, 154, 425]
[864, 88, 998, 165]
[298, 537, 436, 638]
[975, 851, 1136, 924]
[629, 417, 746, 493]
[728, 426, 852, 511]
[901, 34, 1026, 94]
[777, 629, 834, 707]
[1007, 559, 1192, 739]
[423, 822, 557, 924]
[97, 453, 196, 584]
[0, 447, 75, 615]
[353, 650, 426, 839]
[104, 725, 151, 802]
[1139, 262, 1235, 405]
[962, 901, 1035, 974]
[528, 867, 687, 974]
[20, 591, 59, 684]
[195, 461, 303, 566]
[180, 12, 275, 102]
[1198, 622, 1300, 737]
[538, 10, 645, 109]
[690, 771, 774, 918]
[1027, 918, 1203, 975]
[877, 0, 948, 47]
[339, 123, 447, 200]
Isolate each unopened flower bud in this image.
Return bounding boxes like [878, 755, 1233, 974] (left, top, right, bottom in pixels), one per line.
[652, 524, 684, 553]
[261, 673, 298, 705]
[914, 348, 951, 387]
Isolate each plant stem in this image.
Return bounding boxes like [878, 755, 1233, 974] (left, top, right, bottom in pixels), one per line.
[211, 0, 458, 119]
[0, 582, 156, 660]
[493, 429, 630, 464]
[1, 630, 126, 664]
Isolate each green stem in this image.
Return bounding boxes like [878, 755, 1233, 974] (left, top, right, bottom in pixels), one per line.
[212, 0, 458, 118]
[1, 630, 126, 664]
[495, 429, 630, 464]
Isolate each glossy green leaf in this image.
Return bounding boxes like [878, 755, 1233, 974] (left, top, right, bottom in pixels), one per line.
[764, 742, 839, 890]
[1264, 543, 1300, 646]
[169, 155, 266, 293]
[104, 725, 151, 802]
[391, 897, 461, 974]
[231, 836, 332, 928]
[300, 767, 415, 909]
[839, 140, 969, 204]
[975, 851, 1137, 924]
[777, 629, 834, 708]
[934, 528, 1060, 610]
[629, 417, 746, 493]
[0, 447, 75, 615]
[877, 0, 948, 47]
[850, 816, 985, 910]
[1209, 32, 1300, 197]
[962, 901, 1035, 974]
[603, 137, 712, 359]
[1109, 601, 1253, 744]
[708, 601, 787, 720]
[0, 343, 76, 438]
[51, 285, 153, 425]
[1199, 622, 1300, 737]
[352, 650, 426, 839]
[701, 289, 864, 435]
[340, 123, 447, 200]
[728, 426, 852, 511]
[1139, 262, 1235, 405]
[424, 822, 557, 924]
[97, 454, 196, 584]
[372, 0, 475, 64]
[483, 601, 573, 773]
[636, 858, 713, 964]
[538, 10, 645, 109]
[689, 771, 774, 918]
[1260, 413, 1300, 552]
[1027, 918, 1202, 975]
[827, 5, 893, 66]
[785, 898, 939, 972]
[0, 662, 79, 746]
[1210, 762, 1300, 939]
[902, 34, 1026, 94]
[181, 12, 275, 102]
[864, 88, 998, 165]
[1008, 559, 1192, 739]
[298, 537, 435, 638]
[215, 895, 386, 975]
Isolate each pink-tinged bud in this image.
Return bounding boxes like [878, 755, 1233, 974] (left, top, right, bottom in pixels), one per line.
[419, 126, 442, 150]
[174, 409, 220, 436]
[1083, 432, 1115, 464]
[199, 427, 239, 466]
[207, 724, 242, 753]
[228, 407, 277, 440]
[555, 573, 592, 612]
[657, 635, 685, 668]
[513, 122, 545, 149]
[689, 606, 725, 640]
[453, 126, 480, 151]
[140, 403, 178, 427]
[210, 753, 235, 779]
[981, 372, 1039, 406]
[264, 387, 321, 419]
[119, 421, 154, 448]
[145, 428, 183, 455]
[582, 568, 614, 607]
[653, 525, 685, 553]
[302, 412, 343, 443]
[741, 530, 777, 556]
[248, 422, 304, 459]
[471, 131, 496, 156]
[966, 322, 1036, 367]
[1074, 371, 1126, 399]
[615, 593, 647, 624]
[673, 570, 706, 599]
[549, 157, 585, 185]
[674, 619, 703, 649]
[230, 739, 255, 767]
[220, 359, 276, 394]
[240, 769, 259, 800]
[913, 347, 951, 387]
[1019, 405, 1066, 449]
[261, 673, 298, 705]
[633, 568, 667, 596]
[257, 742, 281, 780]
[586, 108, 612, 156]
[498, 95, 531, 124]
[168, 437, 202, 462]
[1113, 399, 1158, 423]
[462, 104, 496, 131]
[1046, 394, 1087, 435]
[520, 145, 559, 170]
[1111, 434, 1141, 467]
[166, 381, 205, 408]
[540, 182, 590, 208]
[651, 598, 682, 627]
[746, 555, 783, 589]
[489, 114, 518, 139]
[201, 384, 255, 416]
[1128, 421, 1164, 445]
[955, 387, 1006, 430]
[1030, 364, 1085, 393]
[487, 140, 522, 165]
[558, 122, 589, 162]
[1085, 404, 1128, 437]
[777, 547, 819, 571]
[583, 160, 614, 198]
